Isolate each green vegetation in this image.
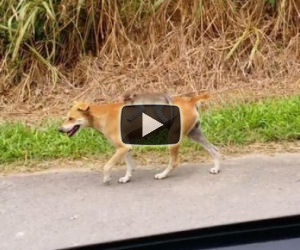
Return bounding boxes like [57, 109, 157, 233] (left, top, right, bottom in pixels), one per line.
[0, 96, 299, 165]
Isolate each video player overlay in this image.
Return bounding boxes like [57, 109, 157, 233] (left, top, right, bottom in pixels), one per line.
[121, 104, 181, 145]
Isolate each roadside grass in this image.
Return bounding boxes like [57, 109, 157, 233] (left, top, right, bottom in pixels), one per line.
[0, 96, 299, 165]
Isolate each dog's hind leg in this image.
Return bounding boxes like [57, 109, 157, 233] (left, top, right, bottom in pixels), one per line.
[155, 144, 180, 180]
[103, 147, 129, 184]
[188, 122, 221, 174]
[118, 152, 135, 183]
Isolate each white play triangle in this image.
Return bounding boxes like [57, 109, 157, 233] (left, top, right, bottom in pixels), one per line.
[142, 113, 163, 137]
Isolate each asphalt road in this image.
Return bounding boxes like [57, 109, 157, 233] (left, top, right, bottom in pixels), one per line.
[1, 153, 300, 250]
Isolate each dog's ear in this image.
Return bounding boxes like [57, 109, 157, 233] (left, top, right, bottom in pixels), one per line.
[77, 103, 90, 112]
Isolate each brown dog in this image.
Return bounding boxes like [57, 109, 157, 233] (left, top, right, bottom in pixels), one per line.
[59, 94, 220, 184]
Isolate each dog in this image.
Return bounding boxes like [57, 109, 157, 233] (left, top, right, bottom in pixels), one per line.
[59, 93, 221, 184]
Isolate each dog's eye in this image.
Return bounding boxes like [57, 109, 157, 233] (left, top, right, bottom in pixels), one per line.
[68, 117, 74, 121]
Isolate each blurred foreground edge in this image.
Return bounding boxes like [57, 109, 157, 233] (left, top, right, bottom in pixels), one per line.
[62, 214, 300, 250]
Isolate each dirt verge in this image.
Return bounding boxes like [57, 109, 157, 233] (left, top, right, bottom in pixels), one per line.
[1, 141, 299, 176]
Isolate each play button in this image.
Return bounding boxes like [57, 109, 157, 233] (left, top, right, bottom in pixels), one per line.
[120, 104, 181, 145]
[142, 113, 163, 137]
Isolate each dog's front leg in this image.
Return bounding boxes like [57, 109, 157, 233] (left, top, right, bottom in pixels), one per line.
[155, 144, 180, 179]
[103, 147, 129, 184]
[118, 152, 135, 183]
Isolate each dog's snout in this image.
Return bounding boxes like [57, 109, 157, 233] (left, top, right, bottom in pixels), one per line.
[58, 127, 64, 133]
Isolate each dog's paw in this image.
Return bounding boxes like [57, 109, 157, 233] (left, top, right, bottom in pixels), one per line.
[155, 173, 167, 180]
[103, 175, 112, 184]
[209, 167, 220, 174]
[118, 176, 131, 184]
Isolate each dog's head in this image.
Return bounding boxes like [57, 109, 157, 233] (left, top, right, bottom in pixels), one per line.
[59, 102, 91, 137]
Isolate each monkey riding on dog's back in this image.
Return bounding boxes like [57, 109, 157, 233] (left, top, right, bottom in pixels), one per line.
[59, 93, 221, 184]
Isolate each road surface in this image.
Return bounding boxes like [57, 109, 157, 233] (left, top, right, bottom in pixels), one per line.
[1, 153, 300, 249]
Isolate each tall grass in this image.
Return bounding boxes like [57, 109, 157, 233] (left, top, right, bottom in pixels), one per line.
[0, 0, 299, 103]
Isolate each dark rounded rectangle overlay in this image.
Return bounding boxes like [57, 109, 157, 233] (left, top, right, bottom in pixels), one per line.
[121, 104, 181, 146]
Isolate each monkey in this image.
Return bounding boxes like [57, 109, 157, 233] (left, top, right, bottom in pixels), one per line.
[122, 93, 172, 104]
[122, 93, 173, 123]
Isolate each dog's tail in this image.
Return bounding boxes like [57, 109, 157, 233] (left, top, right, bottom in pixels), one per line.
[190, 93, 210, 104]
[188, 93, 210, 110]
